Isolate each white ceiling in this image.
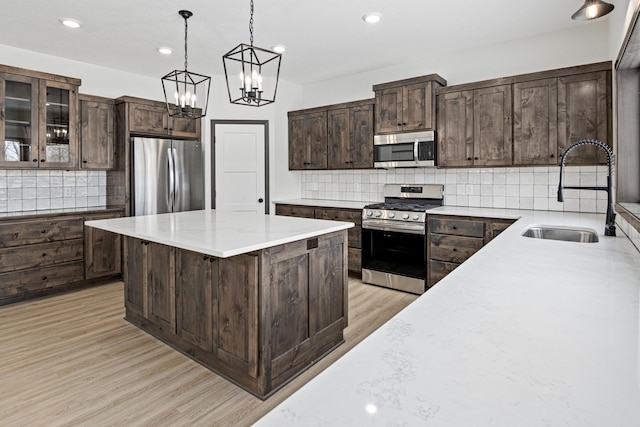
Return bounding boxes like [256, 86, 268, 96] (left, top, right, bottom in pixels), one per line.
[0, 0, 613, 85]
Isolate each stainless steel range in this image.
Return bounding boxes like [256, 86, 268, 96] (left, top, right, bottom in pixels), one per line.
[361, 184, 444, 294]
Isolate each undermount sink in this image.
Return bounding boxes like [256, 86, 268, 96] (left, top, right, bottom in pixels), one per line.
[521, 225, 599, 243]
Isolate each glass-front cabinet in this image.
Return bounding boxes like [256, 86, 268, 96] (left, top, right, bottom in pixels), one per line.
[0, 69, 78, 169]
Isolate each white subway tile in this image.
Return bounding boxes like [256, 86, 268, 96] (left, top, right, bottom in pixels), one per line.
[22, 187, 36, 200]
[533, 198, 548, 210]
[519, 197, 534, 209]
[564, 198, 580, 212]
[506, 197, 520, 209]
[492, 196, 506, 208]
[37, 199, 51, 210]
[22, 199, 36, 211]
[580, 199, 597, 213]
[519, 184, 534, 198]
[520, 172, 534, 185]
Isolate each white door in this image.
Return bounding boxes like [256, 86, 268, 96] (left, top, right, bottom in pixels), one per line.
[214, 123, 266, 213]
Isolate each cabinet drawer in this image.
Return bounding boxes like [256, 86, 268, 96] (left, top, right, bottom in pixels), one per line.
[0, 261, 85, 300]
[0, 239, 84, 273]
[430, 234, 483, 263]
[313, 208, 362, 225]
[0, 217, 84, 248]
[429, 217, 484, 237]
[275, 205, 315, 218]
[429, 260, 459, 286]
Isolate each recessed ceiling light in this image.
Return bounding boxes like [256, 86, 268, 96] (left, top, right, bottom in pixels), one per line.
[60, 18, 81, 29]
[362, 12, 382, 24]
[272, 45, 286, 54]
[157, 47, 173, 55]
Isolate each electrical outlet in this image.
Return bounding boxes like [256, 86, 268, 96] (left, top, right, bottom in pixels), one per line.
[466, 184, 473, 195]
[548, 186, 557, 198]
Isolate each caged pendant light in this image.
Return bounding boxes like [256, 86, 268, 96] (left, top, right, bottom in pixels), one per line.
[222, 0, 282, 107]
[571, 0, 615, 21]
[161, 10, 211, 119]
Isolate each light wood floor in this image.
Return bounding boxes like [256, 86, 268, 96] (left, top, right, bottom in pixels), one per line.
[0, 278, 417, 427]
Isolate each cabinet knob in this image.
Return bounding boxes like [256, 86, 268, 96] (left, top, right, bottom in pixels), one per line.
[40, 159, 45, 162]
[550, 154, 555, 158]
[474, 157, 478, 160]
[466, 157, 472, 161]
[82, 160, 88, 163]
[402, 122, 407, 126]
[452, 248, 457, 252]
[397, 123, 402, 126]
[41, 276, 47, 281]
[33, 159, 38, 163]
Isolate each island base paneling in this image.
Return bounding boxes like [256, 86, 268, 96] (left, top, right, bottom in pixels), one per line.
[122, 229, 348, 399]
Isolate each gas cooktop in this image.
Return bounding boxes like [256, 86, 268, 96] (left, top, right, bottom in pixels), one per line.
[363, 202, 442, 212]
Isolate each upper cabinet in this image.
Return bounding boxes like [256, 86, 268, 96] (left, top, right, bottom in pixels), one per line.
[437, 62, 612, 168]
[0, 66, 80, 169]
[80, 94, 115, 170]
[289, 99, 375, 171]
[373, 74, 446, 134]
[127, 98, 201, 139]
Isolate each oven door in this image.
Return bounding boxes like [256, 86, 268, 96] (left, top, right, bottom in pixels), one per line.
[361, 227, 426, 294]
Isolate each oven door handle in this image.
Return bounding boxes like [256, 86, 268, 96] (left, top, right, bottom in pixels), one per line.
[363, 220, 425, 235]
[414, 139, 419, 162]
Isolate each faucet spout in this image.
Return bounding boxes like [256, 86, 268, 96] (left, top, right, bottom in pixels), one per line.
[557, 140, 616, 237]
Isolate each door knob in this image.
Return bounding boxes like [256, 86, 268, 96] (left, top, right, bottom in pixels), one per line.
[258, 198, 264, 203]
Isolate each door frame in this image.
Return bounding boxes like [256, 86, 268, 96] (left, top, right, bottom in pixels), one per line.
[210, 120, 270, 214]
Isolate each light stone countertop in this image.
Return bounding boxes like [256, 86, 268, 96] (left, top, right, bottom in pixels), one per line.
[256, 208, 640, 426]
[273, 198, 379, 210]
[85, 209, 354, 258]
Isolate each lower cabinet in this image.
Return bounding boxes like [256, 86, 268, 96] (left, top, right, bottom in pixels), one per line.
[0, 209, 124, 306]
[122, 230, 347, 399]
[275, 203, 362, 275]
[427, 214, 514, 287]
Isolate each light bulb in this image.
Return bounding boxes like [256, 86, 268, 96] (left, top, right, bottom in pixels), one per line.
[586, 4, 598, 19]
[191, 94, 196, 108]
[174, 91, 179, 106]
[180, 94, 185, 108]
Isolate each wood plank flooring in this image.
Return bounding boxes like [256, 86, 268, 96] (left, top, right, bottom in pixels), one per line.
[0, 278, 417, 426]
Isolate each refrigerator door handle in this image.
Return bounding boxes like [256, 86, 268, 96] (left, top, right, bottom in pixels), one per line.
[167, 147, 175, 211]
[172, 147, 180, 210]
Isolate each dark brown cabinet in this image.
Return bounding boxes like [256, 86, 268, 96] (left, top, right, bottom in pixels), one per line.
[373, 74, 446, 134]
[558, 71, 610, 165]
[84, 212, 122, 279]
[0, 209, 123, 306]
[275, 203, 362, 275]
[427, 214, 515, 287]
[128, 99, 201, 139]
[437, 62, 612, 168]
[80, 94, 115, 170]
[0, 65, 80, 169]
[327, 100, 374, 169]
[288, 109, 328, 170]
[513, 78, 558, 165]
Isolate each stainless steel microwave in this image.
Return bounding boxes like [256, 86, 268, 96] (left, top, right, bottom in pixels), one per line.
[373, 130, 436, 168]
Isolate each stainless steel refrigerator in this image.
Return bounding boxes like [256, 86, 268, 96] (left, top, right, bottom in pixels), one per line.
[132, 137, 204, 216]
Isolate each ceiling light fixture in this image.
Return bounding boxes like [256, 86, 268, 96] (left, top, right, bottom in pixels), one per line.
[362, 13, 382, 24]
[571, 0, 615, 21]
[60, 18, 81, 28]
[223, 0, 282, 107]
[161, 10, 211, 119]
[272, 45, 286, 54]
[157, 47, 173, 55]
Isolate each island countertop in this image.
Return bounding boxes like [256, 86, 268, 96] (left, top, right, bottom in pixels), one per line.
[256, 208, 640, 426]
[85, 209, 354, 258]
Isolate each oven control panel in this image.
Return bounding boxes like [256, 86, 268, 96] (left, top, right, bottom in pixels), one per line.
[363, 209, 426, 222]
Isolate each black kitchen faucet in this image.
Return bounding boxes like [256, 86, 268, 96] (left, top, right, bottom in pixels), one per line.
[557, 139, 616, 236]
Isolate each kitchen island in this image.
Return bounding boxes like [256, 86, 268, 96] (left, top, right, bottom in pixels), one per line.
[256, 208, 640, 425]
[85, 210, 353, 399]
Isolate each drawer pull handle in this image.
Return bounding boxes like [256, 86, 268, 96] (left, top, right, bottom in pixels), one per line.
[41, 230, 47, 234]
[41, 276, 47, 281]
[42, 253, 46, 257]
[452, 226, 457, 229]
[453, 248, 457, 252]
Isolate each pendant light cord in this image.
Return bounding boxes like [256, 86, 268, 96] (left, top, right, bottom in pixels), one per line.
[184, 14, 189, 70]
[249, 0, 254, 46]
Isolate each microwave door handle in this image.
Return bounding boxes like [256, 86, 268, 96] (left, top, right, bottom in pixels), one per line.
[414, 139, 419, 164]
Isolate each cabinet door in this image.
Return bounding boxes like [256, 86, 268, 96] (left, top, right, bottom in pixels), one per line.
[170, 113, 201, 139]
[176, 248, 215, 352]
[437, 90, 474, 167]
[375, 87, 403, 134]
[558, 71, 610, 164]
[403, 81, 432, 131]
[288, 114, 307, 170]
[129, 103, 169, 135]
[147, 242, 176, 334]
[327, 107, 351, 169]
[307, 111, 328, 169]
[84, 212, 122, 279]
[80, 99, 115, 169]
[124, 237, 146, 318]
[39, 80, 79, 169]
[473, 85, 512, 166]
[0, 73, 40, 167]
[349, 103, 374, 169]
[513, 78, 558, 165]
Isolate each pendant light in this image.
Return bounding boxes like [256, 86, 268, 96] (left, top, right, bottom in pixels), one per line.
[571, 0, 615, 21]
[161, 10, 211, 119]
[222, 0, 282, 107]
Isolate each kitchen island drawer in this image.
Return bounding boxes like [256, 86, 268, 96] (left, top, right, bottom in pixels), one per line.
[0, 239, 84, 273]
[429, 217, 484, 238]
[0, 217, 84, 248]
[429, 234, 483, 263]
[0, 262, 85, 301]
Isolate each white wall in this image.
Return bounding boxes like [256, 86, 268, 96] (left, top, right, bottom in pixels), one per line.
[0, 43, 303, 212]
[300, 21, 612, 108]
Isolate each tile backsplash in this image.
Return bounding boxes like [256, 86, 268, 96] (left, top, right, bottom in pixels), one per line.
[0, 169, 107, 213]
[301, 166, 610, 214]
